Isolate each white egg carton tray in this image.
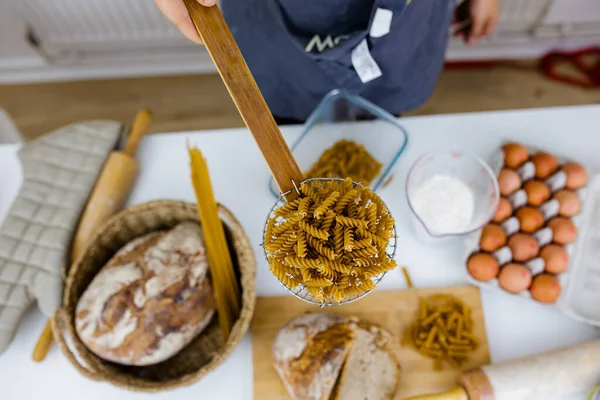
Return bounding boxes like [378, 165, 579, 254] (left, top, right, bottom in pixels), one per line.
[463, 141, 600, 327]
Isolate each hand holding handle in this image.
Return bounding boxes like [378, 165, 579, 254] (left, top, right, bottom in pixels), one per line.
[183, 0, 304, 199]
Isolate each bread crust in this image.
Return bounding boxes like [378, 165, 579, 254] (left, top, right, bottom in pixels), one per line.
[272, 313, 357, 400]
[75, 222, 215, 366]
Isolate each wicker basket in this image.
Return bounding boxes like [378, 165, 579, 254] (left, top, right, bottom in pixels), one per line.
[52, 200, 256, 392]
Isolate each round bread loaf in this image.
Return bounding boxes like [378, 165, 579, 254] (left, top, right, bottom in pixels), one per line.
[75, 222, 215, 366]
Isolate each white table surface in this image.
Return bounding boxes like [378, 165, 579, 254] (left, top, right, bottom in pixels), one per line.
[2, 105, 600, 399]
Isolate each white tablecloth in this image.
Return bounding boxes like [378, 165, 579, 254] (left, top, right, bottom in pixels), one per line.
[1, 106, 600, 399]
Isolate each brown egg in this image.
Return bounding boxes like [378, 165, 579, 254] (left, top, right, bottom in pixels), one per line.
[498, 168, 522, 196]
[548, 217, 577, 245]
[508, 233, 539, 262]
[498, 263, 532, 293]
[492, 197, 513, 223]
[502, 143, 529, 168]
[467, 253, 499, 282]
[480, 224, 507, 252]
[515, 207, 545, 233]
[531, 152, 558, 179]
[561, 162, 588, 189]
[523, 180, 551, 206]
[530, 274, 561, 304]
[540, 244, 569, 274]
[553, 189, 581, 217]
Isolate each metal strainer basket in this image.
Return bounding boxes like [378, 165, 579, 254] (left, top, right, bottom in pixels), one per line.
[263, 178, 397, 307]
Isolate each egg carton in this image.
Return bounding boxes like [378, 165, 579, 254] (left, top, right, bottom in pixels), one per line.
[464, 141, 600, 327]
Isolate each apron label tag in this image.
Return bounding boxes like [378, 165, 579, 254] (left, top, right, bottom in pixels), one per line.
[351, 39, 382, 83]
[370, 8, 393, 38]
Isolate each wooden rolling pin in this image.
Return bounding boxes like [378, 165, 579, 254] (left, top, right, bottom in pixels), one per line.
[404, 338, 600, 400]
[32, 109, 153, 362]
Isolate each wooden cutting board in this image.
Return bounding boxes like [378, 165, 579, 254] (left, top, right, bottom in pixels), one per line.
[252, 285, 490, 399]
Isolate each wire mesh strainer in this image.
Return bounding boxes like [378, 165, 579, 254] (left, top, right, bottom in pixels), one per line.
[263, 178, 398, 307]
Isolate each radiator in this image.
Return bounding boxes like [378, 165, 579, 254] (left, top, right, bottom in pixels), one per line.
[12, 0, 195, 63]
[10, 0, 600, 64]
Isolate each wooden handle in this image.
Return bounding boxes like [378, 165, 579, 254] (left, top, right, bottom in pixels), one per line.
[32, 320, 53, 362]
[123, 108, 153, 156]
[70, 153, 139, 260]
[183, 0, 303, 198]
[402, 387, 469, 400]
[32, 110, 151, 362]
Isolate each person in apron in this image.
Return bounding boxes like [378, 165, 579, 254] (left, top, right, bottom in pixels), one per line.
[155, 0, 499, 123]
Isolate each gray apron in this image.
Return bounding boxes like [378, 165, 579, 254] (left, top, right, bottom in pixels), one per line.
[222, 0, 454, 121]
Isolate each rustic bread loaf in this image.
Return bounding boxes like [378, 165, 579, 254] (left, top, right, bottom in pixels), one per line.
[333, 323, 401, 400]
[272, 313, 357, 400]
[75, 222, 215, 366]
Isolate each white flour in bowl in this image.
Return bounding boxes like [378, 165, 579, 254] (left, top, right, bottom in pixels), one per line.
[411, 174, 475, 235]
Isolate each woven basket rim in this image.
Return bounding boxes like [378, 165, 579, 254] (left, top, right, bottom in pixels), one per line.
[55, 200, 257, 392]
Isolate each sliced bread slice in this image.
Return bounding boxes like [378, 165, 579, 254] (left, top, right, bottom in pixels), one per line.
[272, 313, 358, 400]
[333, 323, 401, 400]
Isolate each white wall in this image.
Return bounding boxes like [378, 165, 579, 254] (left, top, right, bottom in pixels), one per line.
[544, 0, 600, 24]
[0, 1, 44, 69]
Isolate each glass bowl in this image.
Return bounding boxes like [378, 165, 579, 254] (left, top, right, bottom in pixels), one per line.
[268, 89, 409, 198]
[406, 151, 500, 243]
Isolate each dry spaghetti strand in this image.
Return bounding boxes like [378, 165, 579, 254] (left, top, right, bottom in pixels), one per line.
[189, 145, 241, 342]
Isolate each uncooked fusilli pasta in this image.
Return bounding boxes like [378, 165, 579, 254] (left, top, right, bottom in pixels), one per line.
[264, 177, 397, 303]
[304, 140, 383, 186]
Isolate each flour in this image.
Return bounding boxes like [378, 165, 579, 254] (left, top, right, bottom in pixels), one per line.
[411, 174, 474, 234]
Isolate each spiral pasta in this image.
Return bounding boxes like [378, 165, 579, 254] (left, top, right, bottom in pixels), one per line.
[304, 277, 334, 287]
[403, 295, 478, 370]
[304, 140, 383, 186]
[269, 260, 301, 288]
[317, 264, 336, 280]
[297, 197, 312, 219]
[274, 199, 301, 217]
[337, 215, 369, 229]
[320, 210, 336, 233]
[264, 177, 397, 303]
[342, 227, 354, 252]
[278, 232, 299, 254]
[296, 233, 307, 258]
[284, 256, 320, 270]
[354, 238, 373, 250]
[367, 203, 378, 233]
[307, 235, 336, 261]
[334, 189, 359, 213]
[350, 246, 378, 258]
[333, 223, 344, 255]
[300, 182, 321, 203]
[314, 192, 340, 219]
[298, 220, 329, 240]
[272, 216, 299, 236]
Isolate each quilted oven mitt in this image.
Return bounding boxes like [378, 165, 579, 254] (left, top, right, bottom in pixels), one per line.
[0, 121, 122, 355]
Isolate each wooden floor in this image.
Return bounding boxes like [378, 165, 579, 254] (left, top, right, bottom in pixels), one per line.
[1, 62, 598, 140]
